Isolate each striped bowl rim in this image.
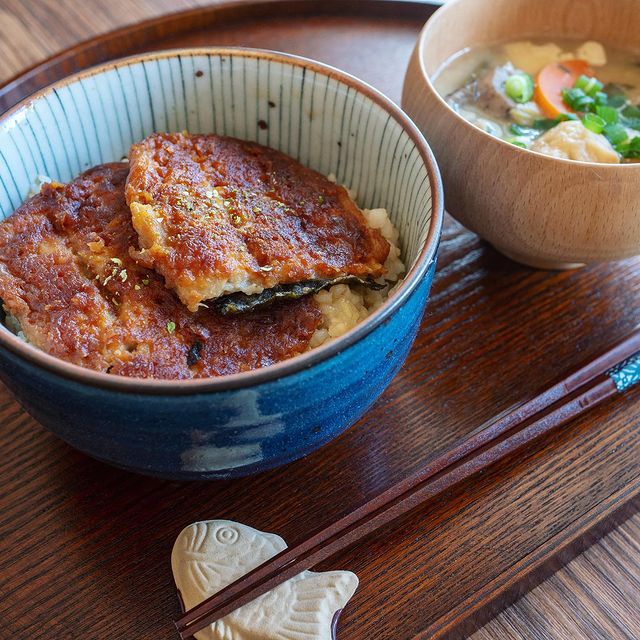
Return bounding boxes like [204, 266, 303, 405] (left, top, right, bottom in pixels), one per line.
[0, 47, 444, 395]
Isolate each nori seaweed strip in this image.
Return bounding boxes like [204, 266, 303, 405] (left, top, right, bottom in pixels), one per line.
[213, 276, 386, 315]
[186, 341, 203, 366]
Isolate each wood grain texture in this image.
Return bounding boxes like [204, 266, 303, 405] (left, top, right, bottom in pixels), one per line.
[402, 0, 640, 268]
[0, 0, 211, 83]
[0, 2, 638, 640]
[0, 1, 437, 113]
[471, 517, 640, 640]
[177, 329, 639, 637]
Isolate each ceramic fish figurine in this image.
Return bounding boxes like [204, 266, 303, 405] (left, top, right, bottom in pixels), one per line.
[172, 520, 359, 640]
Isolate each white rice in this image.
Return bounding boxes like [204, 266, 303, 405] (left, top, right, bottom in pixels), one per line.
[308, 178, 405, 350]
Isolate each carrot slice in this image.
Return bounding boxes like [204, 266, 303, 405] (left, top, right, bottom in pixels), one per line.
[534, 59, 593, 118]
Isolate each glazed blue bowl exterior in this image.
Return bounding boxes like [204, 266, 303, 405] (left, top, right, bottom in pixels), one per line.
[0, 263, 435, 480]
[0, 48, 443, 479]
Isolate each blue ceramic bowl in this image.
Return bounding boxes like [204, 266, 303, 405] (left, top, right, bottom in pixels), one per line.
[0, 48, 443, 479]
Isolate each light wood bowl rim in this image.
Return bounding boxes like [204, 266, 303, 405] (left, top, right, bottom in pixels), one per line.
[415, 0, 640, 172]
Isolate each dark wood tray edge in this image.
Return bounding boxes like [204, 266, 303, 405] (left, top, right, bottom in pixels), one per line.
[0, 0, 441, 113]
[422, 480, 640, 639]
[0, 3, 637, 638]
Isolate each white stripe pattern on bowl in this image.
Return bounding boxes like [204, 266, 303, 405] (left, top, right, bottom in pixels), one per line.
[0, 51, 432, 269]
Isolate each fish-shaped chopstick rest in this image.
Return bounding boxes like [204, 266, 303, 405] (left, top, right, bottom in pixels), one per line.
[171, 520, 359, 640]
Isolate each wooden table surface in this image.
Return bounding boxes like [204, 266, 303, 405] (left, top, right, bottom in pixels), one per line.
[0, 2, 638, 639]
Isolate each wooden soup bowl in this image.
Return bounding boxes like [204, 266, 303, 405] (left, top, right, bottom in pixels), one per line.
[403, 0, 640, 269]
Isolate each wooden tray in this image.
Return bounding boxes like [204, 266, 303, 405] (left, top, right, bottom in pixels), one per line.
[1, 2, 639, 638]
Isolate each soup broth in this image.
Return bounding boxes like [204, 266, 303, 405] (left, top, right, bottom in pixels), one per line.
[433, 39, 640, 163]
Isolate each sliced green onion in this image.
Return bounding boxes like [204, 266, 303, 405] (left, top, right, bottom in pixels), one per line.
[616, 136, 640, 159]
[506, 136, 528, 148]
[593, 92, 609, 107]
[595, 105, 619, 125]
[621, 104, 640, 130]
[510, 123, 533, 136]
[582, 113, 606, 134]
[622, 104, 640, 119]
[628, 137, 640, 157]
[574, 74, 604, 97]
[533, 118, 558, 131]
[603, 83, 627, 100]
[533, 113, 578, 132]
[574, 75, 590, 91]
[607, 94, 627, 108]
[504, 72, 534, 103]
[562, 88, 594, 112]
[623, 117, 640, 131]
[603, 123, 628, 146]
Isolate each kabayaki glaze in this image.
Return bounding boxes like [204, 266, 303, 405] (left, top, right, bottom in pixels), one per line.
[0, 164, 321, 379]
[126, 133, 390, 311]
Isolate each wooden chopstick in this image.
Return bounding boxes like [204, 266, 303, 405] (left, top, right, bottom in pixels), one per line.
[175, 327, 640, 639]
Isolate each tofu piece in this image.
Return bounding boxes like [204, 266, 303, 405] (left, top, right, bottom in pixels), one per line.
[530, 120, 621, 163]
[125, 133, 390, 312]
[502, 41, 564, 76]
[572, 41, 607, 67]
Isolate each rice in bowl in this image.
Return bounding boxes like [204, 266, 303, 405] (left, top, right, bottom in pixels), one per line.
[309, 204, 405, 349]
[17, 174, 406, 355]
[0, 156, 404, 380]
